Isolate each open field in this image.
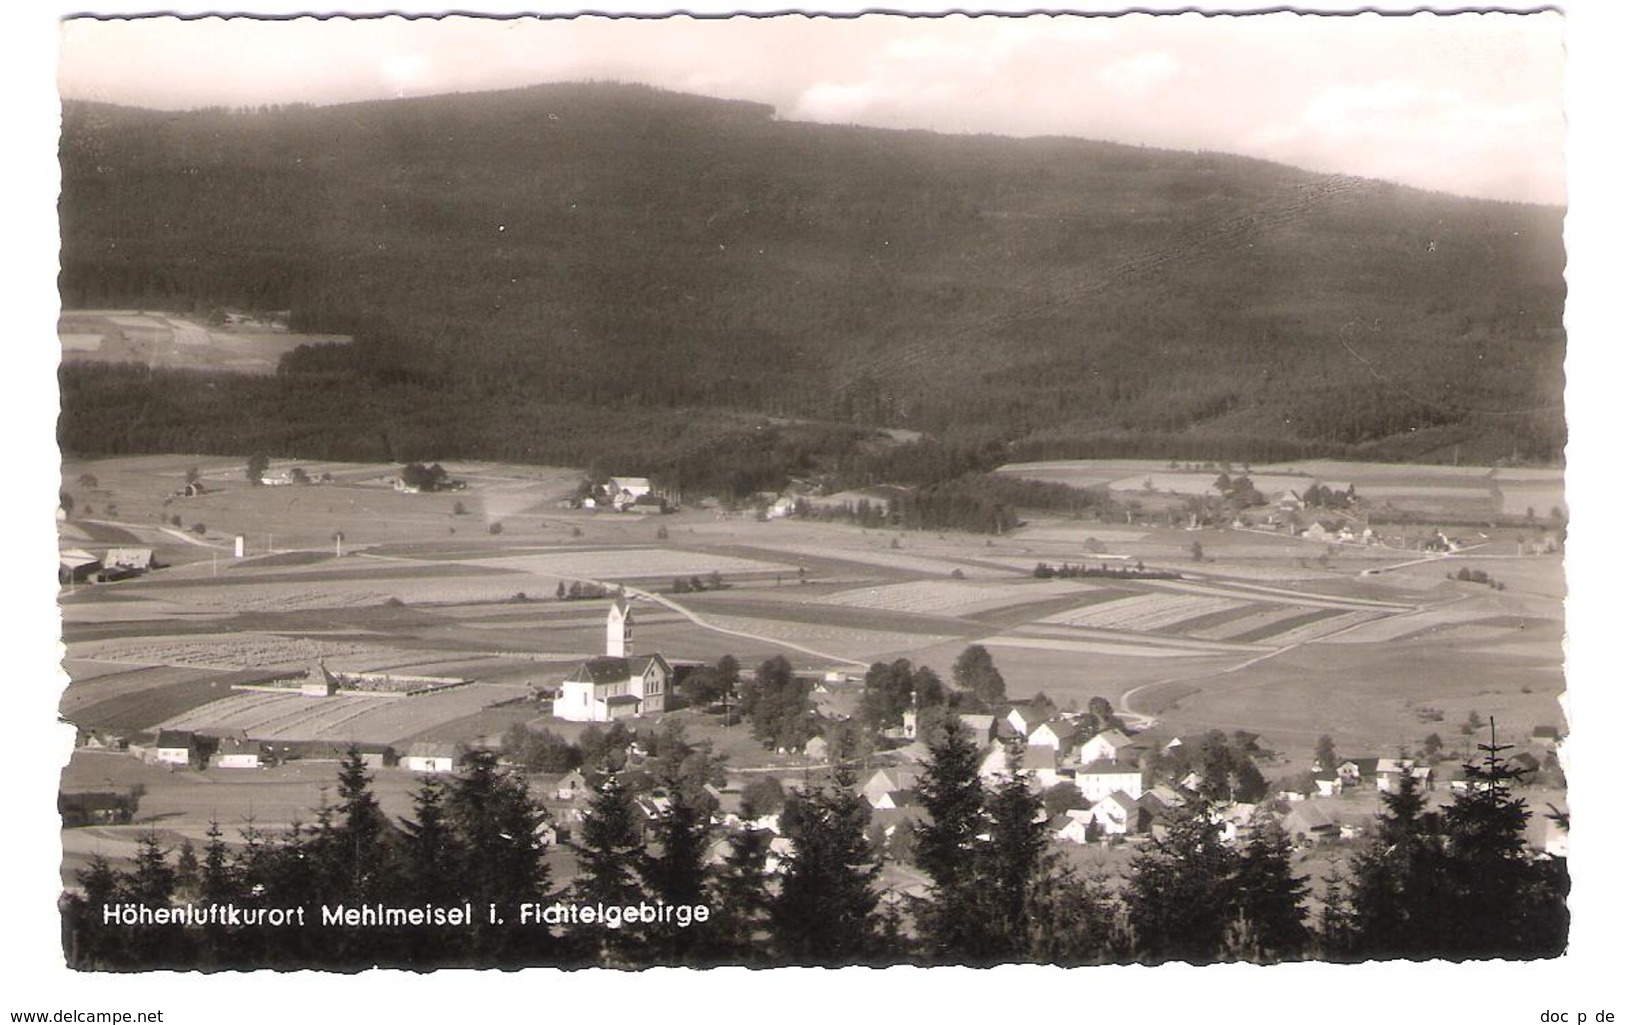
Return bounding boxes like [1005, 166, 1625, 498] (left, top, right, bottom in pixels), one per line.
[57, 310, 351, 375]
[56, 455, 1566, 838]
[998, 457, 1566, 521]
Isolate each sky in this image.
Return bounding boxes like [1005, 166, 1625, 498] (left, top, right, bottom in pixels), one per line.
[56, 10, 1567, 205]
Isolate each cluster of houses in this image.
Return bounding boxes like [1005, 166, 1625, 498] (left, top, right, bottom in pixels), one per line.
[568, 476, 671, 514]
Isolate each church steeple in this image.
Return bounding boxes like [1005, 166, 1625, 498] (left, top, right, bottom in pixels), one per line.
[607, 597, 634, 658]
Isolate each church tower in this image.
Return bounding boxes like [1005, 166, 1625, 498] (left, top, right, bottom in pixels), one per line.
[607, 597, 633, 658]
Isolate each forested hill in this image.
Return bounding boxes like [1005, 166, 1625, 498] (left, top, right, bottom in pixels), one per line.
[58, 82, 1566, 477]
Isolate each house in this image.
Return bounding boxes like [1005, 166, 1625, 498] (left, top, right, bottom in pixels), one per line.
[555, 601, 670, 722]
[59, 549, 103, 585]
[1075, 729, 1136, 766]
[1274, 490, 1304, 513]
[104, 547, 156, 572]
[554, 769, 588, 801]
[1531, 725, 1564, 746]
[153, 729, 196, 767]
[1089, 791, 1145, 836]
[609, 477, 652, 501]
[1281, 803, 1338, 844]
[862, 768, 920, 809]
[1337, 758, 1379, 786]
[958, 714, 997, 747]
[1050, 810, 1094, 845]
[1027, 745, 1063, 789]
[1004, 705, 1046, 738]
[804, 736, 830, 762]
[766, 496, 797, 520]
[1375, 758, 1431, 793]
[1028, 720, 1078, 753]
[1075, 759, 1144, 803]
[1314, 775, 1343, 798]
[629, 494, 668, 515]
[214, 737, 264, 769]
[402, 742, 460, 774]
[1302, 521, 1332, 541]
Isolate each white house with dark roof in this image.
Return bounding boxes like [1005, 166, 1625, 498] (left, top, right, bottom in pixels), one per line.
[403, 742, 460, 774]
[556, 600, 669, 722]
[1028, 720, 1078, 754]
[214, 736, 264, 769]
[1075, 759, 1144, 803]
[1075, 729, 1136, 766]
[152, 730, 196, 767]
[1090, 791, 1144, 836]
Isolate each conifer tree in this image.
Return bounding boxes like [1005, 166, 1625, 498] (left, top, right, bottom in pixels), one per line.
[640, 782, 712, 963]
[66, 854, 124, 969]
[913, 716, 990, 959]
[771, 770, 882, 965]
[329, 745, 394, 903]
[1348, 763, 1446, 958]
[705, 805, 773, 964]
[980, 770, 1053, 960]
[1437, 726, 1567, 957]
[1124, 800, 1238, 963]
[396, 779, 464, 966]
[447, 750, 555, 961]
[572, 772, 648, 964]
[1231, 816, 1311, 962]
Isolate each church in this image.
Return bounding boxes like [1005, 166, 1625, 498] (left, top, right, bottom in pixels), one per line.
[555, 598, 670, 722]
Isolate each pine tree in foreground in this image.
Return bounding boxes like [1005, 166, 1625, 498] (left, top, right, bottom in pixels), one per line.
[1124, 799, 1238, 963]
[771, 770, 883, 965]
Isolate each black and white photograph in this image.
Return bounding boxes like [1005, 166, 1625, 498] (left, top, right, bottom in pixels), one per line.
[7, 0, 1621, 1014]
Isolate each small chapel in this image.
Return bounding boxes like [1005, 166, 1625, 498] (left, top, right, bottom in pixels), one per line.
[555, 597, 670, 722]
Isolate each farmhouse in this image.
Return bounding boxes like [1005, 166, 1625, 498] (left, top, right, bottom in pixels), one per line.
[1075, 759, 1144, 803]
[1089, 791, 1145, 836]
[862, 767, 920, 809]
[59, 549, 102, 585]
[1050, 810, 1094, 845]
[1028, 720, 1078, 753]
[958, 714, 997, 747]
[553, 769, 589, 801]
[152, 729, 197, 767]
[402, 742, 460, 774]
[214, 736, 265, 769]
[1375, 758, 1432, 793]
[1075, 729, 1137, 765]
[104, 547, 156, 572]
[555, 600, 670, 723]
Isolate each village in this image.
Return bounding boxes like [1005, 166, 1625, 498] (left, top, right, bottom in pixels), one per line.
[56, 452, 1568, 919]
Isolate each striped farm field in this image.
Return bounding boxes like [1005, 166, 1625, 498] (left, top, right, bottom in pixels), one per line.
[1186, 605, 1308, 641]
[1040, 592, 1247, 633]
[158, 682, 528, 744]
[76, 634, 396, 671]
[813, 579, 1095, 617]
[1256, 609, 1389, 645]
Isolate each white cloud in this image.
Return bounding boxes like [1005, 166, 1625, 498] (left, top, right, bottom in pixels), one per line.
[1097, 51, 1181, 97]
[790, 81, 877, 124]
